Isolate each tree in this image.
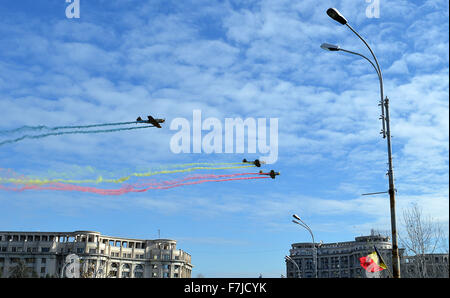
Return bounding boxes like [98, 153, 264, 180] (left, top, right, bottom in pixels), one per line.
[399, 203, 448, 278]
[8, 260, 33, 278]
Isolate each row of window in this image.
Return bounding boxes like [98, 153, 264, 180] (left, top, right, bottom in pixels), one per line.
[1, 246, 50, 253]
[0, 235, 156, 251]
[288, 255, 368, 270]
[2, 246, 183, 262]
[0, 235, 56, 242]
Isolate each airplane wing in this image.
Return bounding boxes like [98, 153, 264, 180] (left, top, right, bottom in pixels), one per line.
[147, 115, 162, 128]
[259, 170, 280, 179]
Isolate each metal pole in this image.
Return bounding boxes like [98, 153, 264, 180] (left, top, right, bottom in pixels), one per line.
[332, 48, 401, 278]
[285, 256, 301, 278]
[324, 8, 401, 278]
[293, 218, 317, 278]
[384, 97, 401, 278]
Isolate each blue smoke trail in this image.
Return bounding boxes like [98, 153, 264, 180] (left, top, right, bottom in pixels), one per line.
[0, 121, 139, 135]
[0, 125, 155, 147]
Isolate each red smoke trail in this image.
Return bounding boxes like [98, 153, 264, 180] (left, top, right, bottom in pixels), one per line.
[131, 172, 260, 187]
[0, 175, 269, 196]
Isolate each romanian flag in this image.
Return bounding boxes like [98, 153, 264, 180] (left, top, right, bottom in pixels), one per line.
[359, 251, 387, 272]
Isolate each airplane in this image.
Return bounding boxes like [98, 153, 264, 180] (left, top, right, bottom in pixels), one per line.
[242, 159, 264, 167]
[136, 115, 165, 128]
[259, 170, 280, 179]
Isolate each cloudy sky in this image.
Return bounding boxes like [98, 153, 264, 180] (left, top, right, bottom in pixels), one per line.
[0, 0, 448, 277]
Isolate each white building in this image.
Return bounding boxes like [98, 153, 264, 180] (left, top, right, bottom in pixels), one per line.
[286, 232, 404, 278]
[0, 230, 192, 278]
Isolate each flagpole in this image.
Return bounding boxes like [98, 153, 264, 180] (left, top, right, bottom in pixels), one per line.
[374, 245, 393, 278]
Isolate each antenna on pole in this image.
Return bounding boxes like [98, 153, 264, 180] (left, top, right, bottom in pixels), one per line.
[361, 191, 388, 196]
[158, 229, 160, 239]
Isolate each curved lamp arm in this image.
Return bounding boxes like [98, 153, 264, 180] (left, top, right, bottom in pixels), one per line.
[345, 23, 386, 138]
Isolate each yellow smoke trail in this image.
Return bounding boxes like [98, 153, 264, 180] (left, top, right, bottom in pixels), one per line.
[1, 165, 256, 186]
[159, 162, 246, 169]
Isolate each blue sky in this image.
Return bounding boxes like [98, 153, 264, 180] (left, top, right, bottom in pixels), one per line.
[0, 0, 448, 277]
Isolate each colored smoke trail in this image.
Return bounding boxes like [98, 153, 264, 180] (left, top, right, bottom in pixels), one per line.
[0, 125, 155, 147]
[0, 165, 256, 185]
[0, 121, 139, 135]
[158, 162, 247, 169]
[0, 175, 270, 195]
[131, 172, 260, 187]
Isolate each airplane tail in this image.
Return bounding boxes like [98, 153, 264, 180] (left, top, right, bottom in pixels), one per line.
[243, 159, 261, 167]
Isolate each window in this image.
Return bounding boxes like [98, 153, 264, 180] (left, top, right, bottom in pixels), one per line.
[109, 270, 117, 277]
[77, 248, 84, 254]
[41, 247, 50, 252]
[135, 272, 143, 278]
[41, 258, 46, 264]
[89, 249, 96, 254]
[41, 267, 46, 273]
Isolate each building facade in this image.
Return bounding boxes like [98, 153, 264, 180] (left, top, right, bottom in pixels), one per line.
[402, 253, 449, 278]
[0, 230, 193, 278]
[286, 232, 403, 278]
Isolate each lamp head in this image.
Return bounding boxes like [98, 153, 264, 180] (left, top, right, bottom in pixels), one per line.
[292, 214, 301, 221]
[327, 8, 348, 25]
[320, 43, 340, 51]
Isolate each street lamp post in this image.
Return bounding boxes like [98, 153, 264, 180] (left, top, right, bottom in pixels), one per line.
[292, 214, 317, 278]
[285, 255, 301, 278]
[322, 8, 401, 278]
